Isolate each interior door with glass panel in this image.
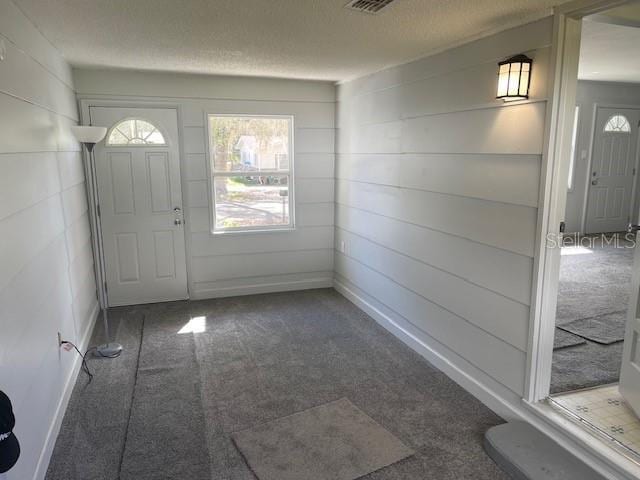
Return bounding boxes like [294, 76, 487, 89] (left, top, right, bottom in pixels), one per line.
[90, 107, 188, 306]
[585, 108, 640, 234]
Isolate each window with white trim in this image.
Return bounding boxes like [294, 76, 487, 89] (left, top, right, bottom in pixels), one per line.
[604, 114, 631, 133]
[106, 118, 166, 145]
[207, 115, 294, 232]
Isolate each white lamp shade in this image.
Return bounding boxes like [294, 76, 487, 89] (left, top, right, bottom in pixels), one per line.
[71, 125, 107, 144]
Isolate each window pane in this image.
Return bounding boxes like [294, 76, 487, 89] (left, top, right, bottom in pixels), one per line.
[209, 116, 290, 172]
[107, 118, 167, 145]
[568, 106, 579, 190]
[604, 114, 631, 133]
[214, 176, 290, 230]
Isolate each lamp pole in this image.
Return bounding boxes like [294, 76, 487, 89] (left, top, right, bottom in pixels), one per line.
[84, 142, 123, 358]
[71, 125, 124, 358]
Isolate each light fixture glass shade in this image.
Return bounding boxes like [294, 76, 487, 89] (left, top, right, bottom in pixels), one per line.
[71, 125, 107, 144]
[496, 55, 532, 101]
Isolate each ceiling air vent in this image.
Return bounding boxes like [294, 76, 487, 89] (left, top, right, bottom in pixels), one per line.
[345, 0, 396, 14]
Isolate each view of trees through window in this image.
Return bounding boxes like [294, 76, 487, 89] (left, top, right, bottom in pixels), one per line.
[208, 115, 293, 231]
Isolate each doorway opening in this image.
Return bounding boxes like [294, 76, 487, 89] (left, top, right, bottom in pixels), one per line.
[545, 2, 640, 462]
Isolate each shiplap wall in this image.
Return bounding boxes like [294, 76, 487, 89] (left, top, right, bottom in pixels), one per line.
[565, 81, 640, 233]
[0, 1, 98, 479]
[334, 17, 553, 415]
[73, 69, 335, 299]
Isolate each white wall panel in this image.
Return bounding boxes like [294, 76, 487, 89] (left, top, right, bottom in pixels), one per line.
[74, 68, 335, 103]
[296, 128, 335, 153]
[191, 226, 334, 257]
[336, 228, 529, 351]
[192, 271, 333, 299]
[295, 153, 335, 179]
[0, 6, 96, 480]
[335, 18, 551, 401]
[0, 152, 60, 220]
[75, 73, 336, 299]
[335, 205, 533, 304]
[191, 249, 334, 283]
[336, 179, 537, 257]
[337, 153, 540, 207]
[184, 153, 207, 181]
[0, 0, 74, 87]
[57, 151, 85, 189]
[182, 99, 334, 128]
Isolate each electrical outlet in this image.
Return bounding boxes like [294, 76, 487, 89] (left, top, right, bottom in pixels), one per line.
[339, 240, 346, 253]
[57, 332, 63, 348]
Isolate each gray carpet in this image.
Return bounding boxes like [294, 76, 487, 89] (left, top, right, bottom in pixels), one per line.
[551, 235, 634, 394]
[232, 397, 414, 480]
[46, 288, 508, 480]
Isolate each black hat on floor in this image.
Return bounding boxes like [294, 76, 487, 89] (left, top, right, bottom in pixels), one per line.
[0, 391, 20, 474]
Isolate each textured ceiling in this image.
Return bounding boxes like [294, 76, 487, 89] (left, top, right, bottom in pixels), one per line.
[579, 20, 640, 83]
[12, 0, 568, 81]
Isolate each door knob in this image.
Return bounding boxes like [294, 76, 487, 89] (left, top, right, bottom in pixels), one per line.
[174, 207, 182, 213]
[628, 224, 640, 233]
[174, 218, 183, 225]
[591, 179, 598, 186]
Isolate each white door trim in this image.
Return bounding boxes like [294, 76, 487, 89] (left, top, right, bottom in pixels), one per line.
[78, 98, 192, 303]
[525, 0, 640, 477]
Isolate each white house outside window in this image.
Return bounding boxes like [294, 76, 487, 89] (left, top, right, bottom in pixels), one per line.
[207, 115, 294, 233]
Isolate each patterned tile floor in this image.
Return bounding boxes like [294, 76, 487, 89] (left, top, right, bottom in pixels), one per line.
[551, 384, 640, 460]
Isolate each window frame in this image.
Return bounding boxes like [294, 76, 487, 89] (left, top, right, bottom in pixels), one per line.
[105, 117, 169, 147]
[206, 113, 295, 235]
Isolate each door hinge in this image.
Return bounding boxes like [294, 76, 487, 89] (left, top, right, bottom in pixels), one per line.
[559, 221, 566, 233]
[96, 204, 101, 217]
[104, 281, 108, 294]
[634, 168, 636, 176]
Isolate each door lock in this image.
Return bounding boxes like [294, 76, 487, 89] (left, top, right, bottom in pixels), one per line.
[628, 224, 640, 233]
[591, 179, 598, 186]
[173, 206, 183, 226]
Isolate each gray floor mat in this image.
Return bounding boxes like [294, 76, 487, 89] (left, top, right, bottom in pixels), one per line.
[231, 398, 414, 480]
[557, 310, 626, 345]
[553, 328, 587, 350]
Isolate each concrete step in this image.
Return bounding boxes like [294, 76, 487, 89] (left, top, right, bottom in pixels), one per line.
[484, 422, 607, 480]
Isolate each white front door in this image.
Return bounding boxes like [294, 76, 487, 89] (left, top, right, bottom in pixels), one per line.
[621, 222, 640, 417]
[585, 107, 640, 234]
[90, 107, 188, 306]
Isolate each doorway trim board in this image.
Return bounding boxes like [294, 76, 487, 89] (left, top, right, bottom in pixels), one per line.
[525, 0, 640, 478]
[579, 104, 640, 234]
[77, 98, 193, 304]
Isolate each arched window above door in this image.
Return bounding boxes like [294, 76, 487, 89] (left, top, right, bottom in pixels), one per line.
[603, 114, 631, 133]
[106, 118, 167, 145]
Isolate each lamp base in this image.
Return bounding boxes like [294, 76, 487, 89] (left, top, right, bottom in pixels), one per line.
[95, 343, 123, 358]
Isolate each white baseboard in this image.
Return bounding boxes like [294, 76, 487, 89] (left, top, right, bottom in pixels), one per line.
[192, 277, 333, 300]
[333, 278, 637, 480]
[32, 301, 100, 480]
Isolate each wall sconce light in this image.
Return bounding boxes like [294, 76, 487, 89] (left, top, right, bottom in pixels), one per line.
[496, 54, 532, 101]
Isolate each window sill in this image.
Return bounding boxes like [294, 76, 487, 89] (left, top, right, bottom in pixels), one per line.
[211, 227, 296, 236]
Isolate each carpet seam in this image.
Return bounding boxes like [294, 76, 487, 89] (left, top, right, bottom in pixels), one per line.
[117, 311, 146, 480]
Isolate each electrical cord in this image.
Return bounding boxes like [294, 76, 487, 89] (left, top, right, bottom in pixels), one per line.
[61, 341, 94, 382]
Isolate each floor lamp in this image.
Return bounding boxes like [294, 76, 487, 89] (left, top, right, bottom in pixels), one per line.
[71, 126, 123, 358]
